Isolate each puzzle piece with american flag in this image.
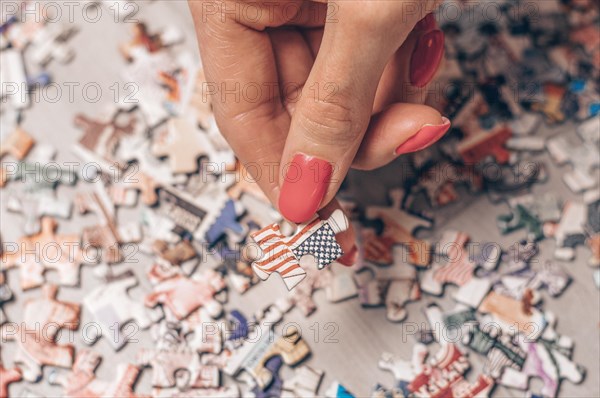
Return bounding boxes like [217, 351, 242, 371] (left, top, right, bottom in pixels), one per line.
[250, 209, 349, 290]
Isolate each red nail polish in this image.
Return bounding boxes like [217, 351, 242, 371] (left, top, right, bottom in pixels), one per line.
[395, 117, 451, 155]
[415, 13, 436, 32]
[279, 154, 332, 223]
[410, 29, 445, 88]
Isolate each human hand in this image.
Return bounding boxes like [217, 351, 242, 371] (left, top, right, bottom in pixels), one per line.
[189, 0, 449, 262]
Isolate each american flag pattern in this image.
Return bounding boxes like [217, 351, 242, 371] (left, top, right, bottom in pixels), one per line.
[250, 211, 348, 290]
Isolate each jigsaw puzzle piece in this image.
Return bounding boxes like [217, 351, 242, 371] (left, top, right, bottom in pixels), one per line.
[6, 191, 72, 235]
[1, 217, 87, 289]
[250, 209, 349, 290]
[144, 270, 226, 320]
[365, 189, 432, 267]
[84, 270, 163, 350]
[355, 255, 420, 322]
[0, 361, 22, 398]
[49, 349, 150, 398]
[478, 290, 547, 339]
[281, 366, 324, 397]
[1, 285, 79, 382]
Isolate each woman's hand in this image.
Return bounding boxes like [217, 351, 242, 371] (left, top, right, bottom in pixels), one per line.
[189, 0, 449, 262]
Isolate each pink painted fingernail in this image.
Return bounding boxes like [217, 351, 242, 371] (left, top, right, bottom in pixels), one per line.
[415, 13, 437, 31]
[395, 117, 451, 155]
[410, 29, 445, 88]
[279, 154, 333, 223]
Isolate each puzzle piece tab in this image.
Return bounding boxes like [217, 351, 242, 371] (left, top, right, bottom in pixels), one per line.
[250, 209, 349, 290]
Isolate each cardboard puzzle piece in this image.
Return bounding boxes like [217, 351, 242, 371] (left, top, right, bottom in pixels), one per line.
[152, 117, 232, 175]
[365, 189, 432, 267]
[1, 217, 87, 290]
[463, 323, 527, 379]
[544, 200, 587, 261]
[499, 337, 585, 397]
[0, 49, 29, 110]
[75, 186, 141, 264]
[289, 264, 357, 316]
[225, 326, 310, 390]
[215, 243, 257, 294]
[379, 344, 428, 384]
[73, 110, 144, 174]
[546, 131, 600, 193]
[137, 348, 219, 390]
[156, 184, 231, 242]
[250, 209, 349, 290]
[109, 171, 160, 207]
[407, 162, 483, 208]
[49, 349, 150, 398]
[144, 270, 226, 320]
[355, 251, 420, 323]
[205, 199, 246, 246]
[380, 343, 494, 398]
[0, 128, 35, 166]
[119, 22, 178, 62]
[281, 366, 324, 398]
[478, 290, 547, 339]
[0, 285, 79, 382]
[492, 261, 571, 303]
[0, 271, 13, 325]
[422, 303, 476, 345]
[0, 360, 22, 398]
[1, 144, 78, 189]
[6, 190, 72, 235]
[84, 270, 163, 351]
[250, 356, 283, 398]
[409, 344, 494, 398]
[421, 231, 491, 307]
[498, 194, 562, 241]
[457, 125, 513, 165]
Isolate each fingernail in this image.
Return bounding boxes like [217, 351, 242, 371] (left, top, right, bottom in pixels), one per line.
[395, 117, 451, 155]
[410, 29, 445, 88]
[414, 13, 436, 31]
[337, 245, 358, 266]
[279, 153, 332, 223]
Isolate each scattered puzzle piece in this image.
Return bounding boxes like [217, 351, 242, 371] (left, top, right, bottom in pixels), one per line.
[355, 252, 420, 323]
[144, 270, 226, 320]
[365, 189, 432, 267]
[49, 349, 150, 398]
[73, 110, 143, 174]
[0, 361, 21, 398]
[84, 270, 163, 350]
[1, 217, 87, 290]
[0, 285, 79, 381]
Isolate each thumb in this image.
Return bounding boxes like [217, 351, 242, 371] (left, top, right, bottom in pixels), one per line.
[278, 5, 417, 223]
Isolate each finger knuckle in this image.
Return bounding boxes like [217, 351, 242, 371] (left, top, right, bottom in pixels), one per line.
[298, 99, 360, 145]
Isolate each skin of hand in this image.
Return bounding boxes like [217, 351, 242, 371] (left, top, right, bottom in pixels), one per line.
[189, 0, 449, 264]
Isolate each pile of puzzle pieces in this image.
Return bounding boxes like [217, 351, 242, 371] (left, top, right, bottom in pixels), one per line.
[1, 0, 599, 397]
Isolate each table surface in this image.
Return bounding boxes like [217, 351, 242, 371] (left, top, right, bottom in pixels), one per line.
[1, 1, 599, 397]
